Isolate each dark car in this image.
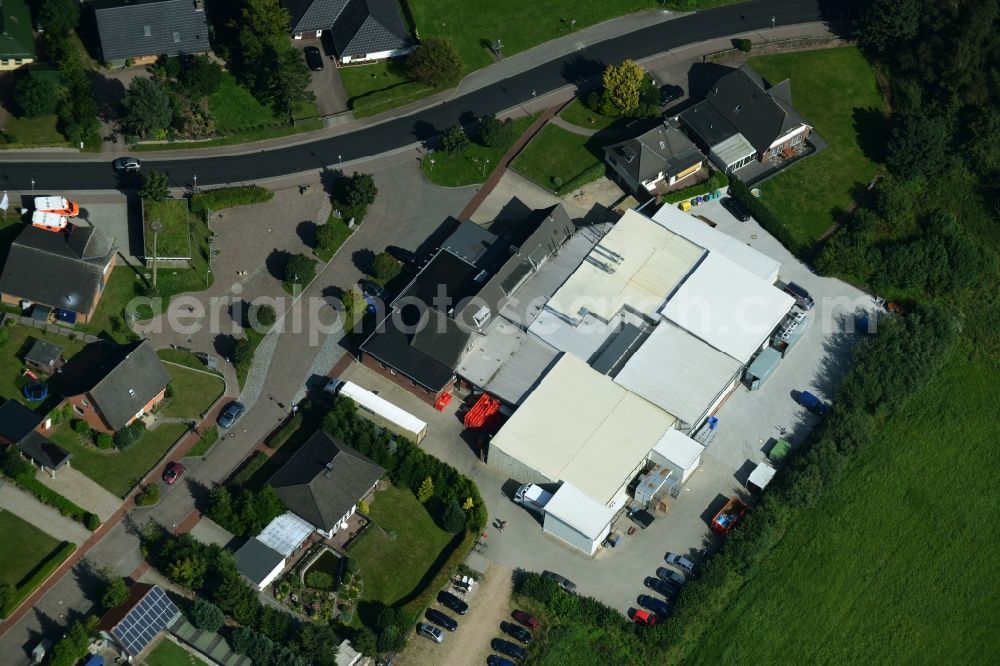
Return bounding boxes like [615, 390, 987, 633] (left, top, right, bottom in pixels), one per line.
[217, 401, 245, 429]
[437, 591, 468, 615]
[628, 508, 655, 529]
[637, 594, 672, 617]
[500, 621, 532, 644]
[112, 156, 141, 172]
[644, 576, 679, 600]
[511, 610, 539, 631]
[660, 84, 684, 106]
[782, 281, 815, 310]
[304, 45, 324, 71]
[722, 196, 751, 222]
[163, 461, 185, 484]
[425, 608, 457, 631]
[358, 278, 388, 301]
[491, 638, 526, 661]
[797, 390, 829, 415]
[487, 656, 516, 666]
[542, 570, 577, 594]
[656, 567, 687, 586]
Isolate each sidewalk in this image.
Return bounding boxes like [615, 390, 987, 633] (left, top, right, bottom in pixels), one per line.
[0, 482, 92, 546]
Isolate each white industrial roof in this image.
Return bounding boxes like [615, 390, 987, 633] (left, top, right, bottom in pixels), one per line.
[256, 512, 315, 557]
[710, 133, 756, 166]
[528, 307, 634, 364]
[661, 252, 794, 363]
[546, 209, 705, 323]
[614, 321, 742, 426]
[652, 204, 781, 283]
[748, 463, 777, 490]
[543, 481, 618, 540]
[652, 429, 705, 472]
[339, 381, 427, 436]
[491, 354, 676, 504]
[457, 317, 528, 388]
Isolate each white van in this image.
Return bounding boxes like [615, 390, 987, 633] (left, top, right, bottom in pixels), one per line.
[514, 483, 552, 514]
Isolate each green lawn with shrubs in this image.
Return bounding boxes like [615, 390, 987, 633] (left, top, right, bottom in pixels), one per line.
[160, 363, 225, 419]
[0, 511, 75, 618]
[511, 124, 606, 194]
[421, 114, 538, 187]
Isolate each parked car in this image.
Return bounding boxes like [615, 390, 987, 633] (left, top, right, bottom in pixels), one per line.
[487, 656, 516, 666]
[437, 591, 468, 615]
[542, 570, 577, 594]
[782, 281, 815, 310]
[163, 461, 185, 484]
[797, 390, 829, 415]
[722, 196, 751, 222]
[664, 552, 697, 575]
[644, 576, 679, 600]
[628, 508, 655, 529]
[500, 621, 532, 644]
[303, 45, 324, 71]
[217, 401, 246, 429]
[656, 567, 687, 586]
[511, 610, 539, 631]
[491, 638, 526, 661]
[112, 156, 141, 172]
[358, 278, 388, 301]
[425, 608, 457, 631]
[637, 594, 672, 617]
[659, 84, 684, 105]
[416, 622, 444, 643]
[633, 609, 659, 626]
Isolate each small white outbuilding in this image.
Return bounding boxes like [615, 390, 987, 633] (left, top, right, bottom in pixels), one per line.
[649, 429, 705, 484]
[542, 482, 617, 556]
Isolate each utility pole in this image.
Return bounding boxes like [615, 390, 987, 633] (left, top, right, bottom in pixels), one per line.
[771, 15, 776, 29]
[193, 174, 198, 192]
[150, 221, 164, 289]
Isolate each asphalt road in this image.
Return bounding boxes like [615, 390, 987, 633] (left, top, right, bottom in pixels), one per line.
[1, 0, 826, 190]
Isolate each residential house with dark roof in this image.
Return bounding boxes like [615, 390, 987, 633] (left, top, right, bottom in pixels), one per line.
[679, 64, 811, 174]
[283, 0, 413, 63]
[62, 340, 171, 433]
[0, 400, 71, 477]
[604, 119, 705, 196]
[91, 0, 211, 66]
[0, 0, 34, 70]
[269, 430, 384, 538]
[0, 223, 116, 324]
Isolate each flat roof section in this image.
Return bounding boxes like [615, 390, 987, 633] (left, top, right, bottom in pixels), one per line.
[490, 354, 676, 505]
[544, 482, 618, 539]
[545, 209, 705, 324]
[456, 317, 529, 387]
[651, 429, 705, 473]
[483, 337, 560, 406]
[660, 252, 794, 363]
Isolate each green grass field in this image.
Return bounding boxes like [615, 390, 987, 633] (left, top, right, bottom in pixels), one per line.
[338, 60, 441, 118]
[48, 422, 188, 497]
[0, 511, 61, 589]
[144, 199, 193, 259]
[749, 47, 885, 247]
[142, 638, 209, 666]
[511, 124, 604, 192]
[160, 362, 224, 419]
[559, 99, 618, 131]
[0, 324, 87, 413]
[209, 73, 276, 133]
[1, 115, 67, 147]
[683, 347, 999, 663]
[350, 484, 454, 607]
[79, 265, 148, 343]
[421, 114, 538, 186]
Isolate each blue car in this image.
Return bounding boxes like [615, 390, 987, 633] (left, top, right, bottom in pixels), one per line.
[637, 594, 672, 617]
[797, 390, 829, 415]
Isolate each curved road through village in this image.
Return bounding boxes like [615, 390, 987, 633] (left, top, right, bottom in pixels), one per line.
[3, 0, 824, 189]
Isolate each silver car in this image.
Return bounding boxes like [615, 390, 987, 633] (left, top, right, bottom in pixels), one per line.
[664, 552, 696, 575]
[416, 622, 443, 643]
[113, 156, 141, 172]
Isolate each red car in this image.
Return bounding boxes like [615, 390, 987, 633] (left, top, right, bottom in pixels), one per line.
[633, 609, 659, 626]
[511, 610, 539, 631]
[163, 461, 186, 484]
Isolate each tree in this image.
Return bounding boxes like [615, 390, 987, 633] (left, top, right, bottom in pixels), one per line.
[140, 170, 169, 201]
[345, 172, 378, 209]
[167, 555, 208, 589]
[233, 337, 254, 370]
[479, 114, 516, 149]
[440, 498, 467, 533]
[49, 616, 98, 666]
[189, 599, 225, 632]
[315, 223, 339, 252]
[441, 124, 470, 154]
[353, 627, 378, 656]
[207, 485, 235, 527]
[135, 483, 160, 506]
[855, 0, 921, 54]
[601, 60, 645, 115]
[294, 624, 339, 666]
[14, 73, 60, 118]
[180, 54, 223, 97]
[284, 253, 316, 285]
[250, 303, 277, 328]
[270, 47, 315, 118]
[38, 0, 80, 34]
[378, 625, 401, 654]
[122, 77, 173, 138]
[306, 571, 334, 589]
[886, 112, 952, 178]
[417, 476, 434, 503]
[100, 574, 129, 609]
[341, 286, 367, 324]
[372, 252, 401, 281]
[114, 422, 146, 449]
[408, 38, 463, 87]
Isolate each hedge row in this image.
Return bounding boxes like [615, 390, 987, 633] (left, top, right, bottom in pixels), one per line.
[191, 185, 274, 215]
[727, 174, 802, 255]
[556, 163, 606, 196]
[401, 530, 477, 615]
[14, 474, 100, 531]
[0, 541, 76, 618]
[662, 169, 728, 203]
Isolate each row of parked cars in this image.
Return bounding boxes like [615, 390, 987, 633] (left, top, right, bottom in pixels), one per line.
[632, 553, 696, 626]
[488, 610, 539, 664]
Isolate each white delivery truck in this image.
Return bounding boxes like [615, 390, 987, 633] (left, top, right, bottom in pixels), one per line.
[323, 378, 428, 443]
[514, 483, 553, 514]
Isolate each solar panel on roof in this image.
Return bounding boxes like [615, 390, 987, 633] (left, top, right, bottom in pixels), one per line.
[111, 586, 181, 656]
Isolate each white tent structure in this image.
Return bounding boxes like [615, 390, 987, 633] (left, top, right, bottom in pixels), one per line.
[327, 380, 428, 443]
[542, 482, 617, 556]
[649, 429, 705, 484]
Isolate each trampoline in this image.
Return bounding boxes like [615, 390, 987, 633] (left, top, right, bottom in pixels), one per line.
[22, 383, 49, 402]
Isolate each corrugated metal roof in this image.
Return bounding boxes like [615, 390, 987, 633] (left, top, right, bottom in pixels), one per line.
[652, 203, 781, 283]
[660, 252, 794, 363]
[482, 334, 560, 406]
[543, 481, 617, 540]
[490, 354, 675, 504]
[613, 321, 741, 426]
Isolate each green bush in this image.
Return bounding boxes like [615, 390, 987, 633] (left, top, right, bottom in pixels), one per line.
[1, 466, 93, 528]
[85, 513, 100, 530]
[188, 598, 225, 632]
[737, 39, 753, 52]
[556, 162, 606, 196]
[372, 252, 401, 281]
[114, 422, 146, 450]
[441, 124, 470, 154]
[135, 484, 160, 507]
[72, 419, 91, 436]
[191, 185, 274, 215]
[661, 169, 729, 203]
[96, 433, 113, 449]
[305, 571, 334, 589]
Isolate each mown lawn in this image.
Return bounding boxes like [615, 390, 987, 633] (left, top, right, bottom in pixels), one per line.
[749, 47, 885, 247]
[160, 362, 224, 419]
[350, 484, 454, 607]
[339, 60, 441, 118]
[0, 323, 87, 414]
[559, 99, 618, 131]
[144, 199, 193, 259]
[684, 347, 999, 664]
[0, 511, 61, 588]
[209, 73, 275, 133]
[421, 114, 538, 186]
[142, 638, 209, 666]
[79, 265, 148, 342]
[1, 114, 67, 146]
[48, 422, 188, 497]
[511, 124, 604, 192]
